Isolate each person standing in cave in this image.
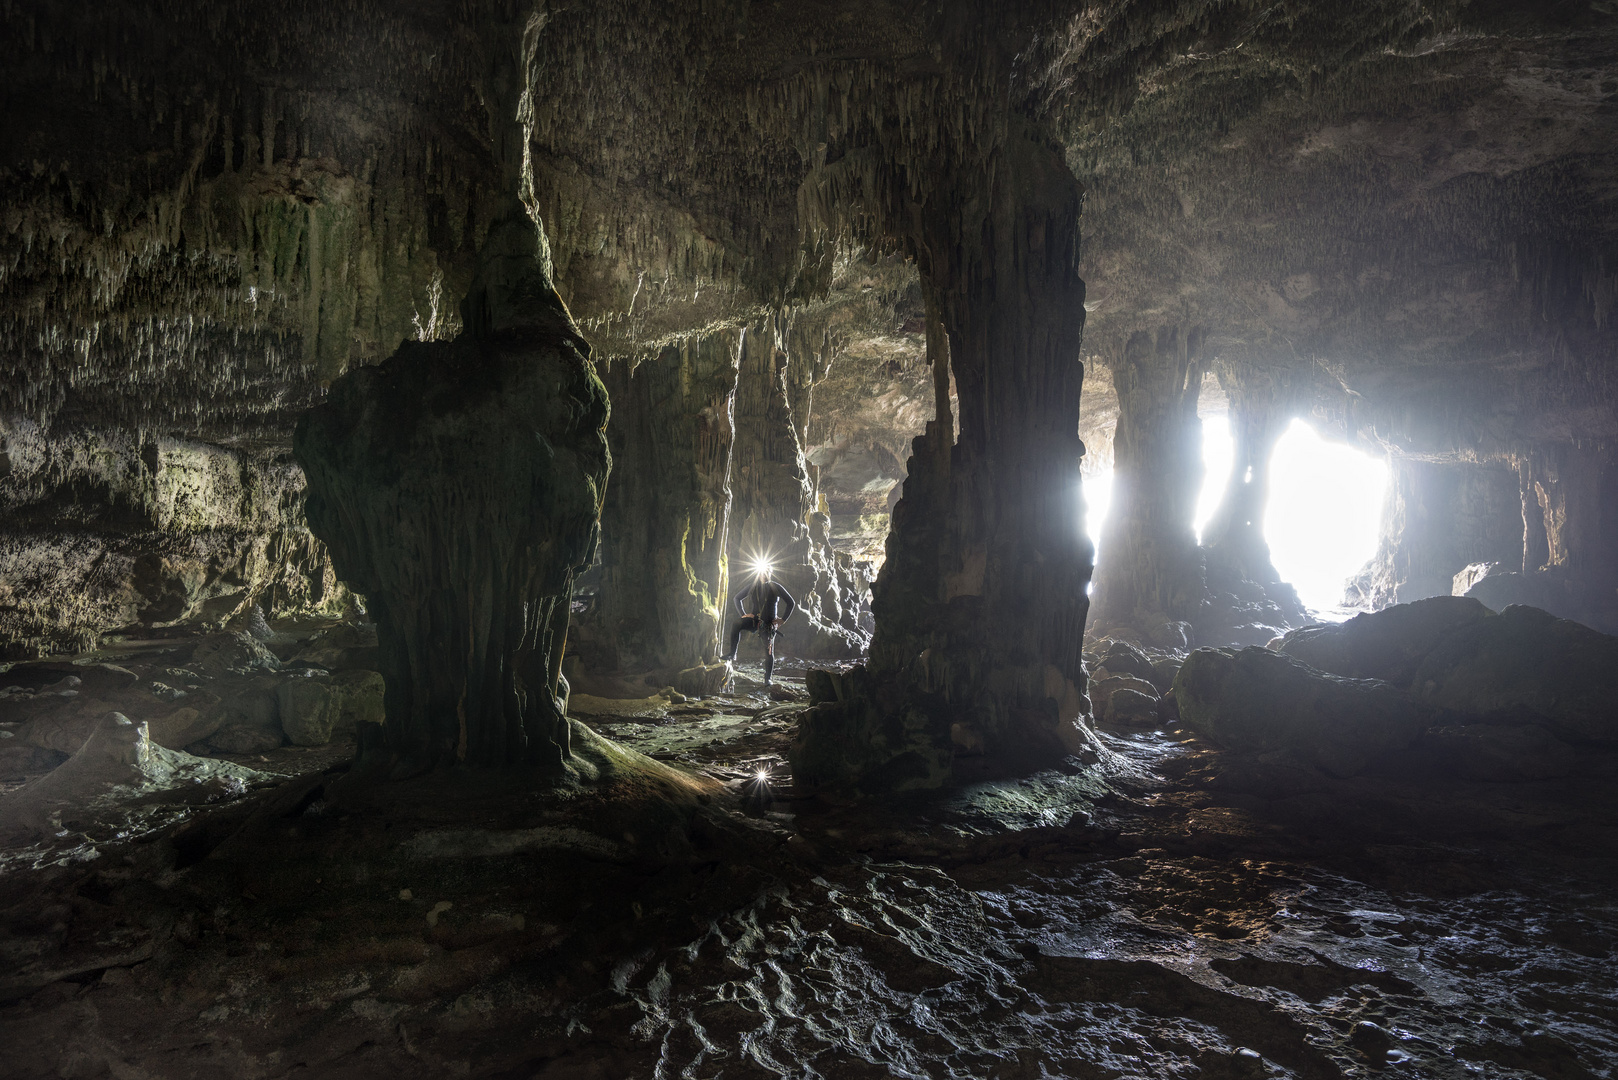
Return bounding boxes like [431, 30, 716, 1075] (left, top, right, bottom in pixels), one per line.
[721, 564, 795, 684]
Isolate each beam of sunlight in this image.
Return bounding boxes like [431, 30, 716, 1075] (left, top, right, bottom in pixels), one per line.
[1264, 418, 1387, 612]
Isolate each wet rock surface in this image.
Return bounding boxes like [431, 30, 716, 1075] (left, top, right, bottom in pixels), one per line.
[1, 628, 1614, 1078]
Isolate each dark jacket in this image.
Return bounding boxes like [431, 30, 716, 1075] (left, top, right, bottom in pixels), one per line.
[736, 580, 795, 624]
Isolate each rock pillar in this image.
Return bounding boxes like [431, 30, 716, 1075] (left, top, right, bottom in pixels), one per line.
[1197, 369, 1308, 639]
[1089, 325, 1209, 641]
[792, 131, 1094, 792]
[295, 212, 611, 775]
[582, 332, 741, 679]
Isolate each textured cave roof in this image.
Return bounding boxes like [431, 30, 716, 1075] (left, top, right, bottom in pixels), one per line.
[1, 0, 1614, 462]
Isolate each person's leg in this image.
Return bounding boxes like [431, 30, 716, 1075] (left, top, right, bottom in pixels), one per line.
[722, 617, 756, 661]
[763, 631, 775, 684]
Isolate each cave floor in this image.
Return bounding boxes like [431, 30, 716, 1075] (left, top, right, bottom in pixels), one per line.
[1, 667, 1615, 1080]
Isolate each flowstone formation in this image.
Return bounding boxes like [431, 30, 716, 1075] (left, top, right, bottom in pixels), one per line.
[295, 213, 610, 774]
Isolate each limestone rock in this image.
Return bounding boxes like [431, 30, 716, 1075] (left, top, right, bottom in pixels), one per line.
[1278, 596, 1492, 687]
[1106, 687, 1162, 726]
[289, 622, 380, 671]
[1412, 605, 1618, 744]
[0, 712, 270, 839]
[202, 677, 284, 754]
[191, 632, 282, 678]
[278, 669, 386, 746]
[1173, 647, 1423, 777]
[1420, 724, 1578, 782]
[1090, 673, 1160, 724]
[673, 662, 731, 698]
[1096, 640, 1157, 683]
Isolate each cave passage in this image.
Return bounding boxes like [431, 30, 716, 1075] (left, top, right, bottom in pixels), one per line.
[1087, 415, 1387, 613]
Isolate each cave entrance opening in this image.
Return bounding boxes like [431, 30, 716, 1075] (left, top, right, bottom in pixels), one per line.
[1261, 417, 1387, 612]
[1084, 415, 1387, 614]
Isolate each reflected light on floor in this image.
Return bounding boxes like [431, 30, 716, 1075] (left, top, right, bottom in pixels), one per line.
[1263, 417, 1387, 611]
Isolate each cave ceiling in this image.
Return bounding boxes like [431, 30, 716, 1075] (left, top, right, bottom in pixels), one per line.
[2, 0, 1615, 465]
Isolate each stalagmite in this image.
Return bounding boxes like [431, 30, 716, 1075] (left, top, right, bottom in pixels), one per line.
[295, 208, 610, 774]
[793, 130, 1095, 791]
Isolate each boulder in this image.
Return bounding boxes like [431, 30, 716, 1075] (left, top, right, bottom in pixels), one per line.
[1413, 605, 1618, 744]
[1106, 687, 1162, 726]
[1420, 724, 1578, 782]
[1091, 673, 1160, 724]
[202, 677, 284, 754]
[190, 632, 281, 678]
[1149, 656, 1184, 694]
[289, 621, 380, 670]
[1173, 647, 1424, 777]
[1097, 639, 1157, 683]
[673, 661, 731, 698]
[1277, 595, 1491, 686]
[1452, 561, 1508, 597]
[278, 669, 386, 746]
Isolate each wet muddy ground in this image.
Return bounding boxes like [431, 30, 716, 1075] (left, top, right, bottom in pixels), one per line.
[1, 653, 1614, 1078]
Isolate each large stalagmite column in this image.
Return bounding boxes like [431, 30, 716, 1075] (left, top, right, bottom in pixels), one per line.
[793, 131, 1094, 792]
[1089, 325, 1208, 640]
[295, 211, 611, 776]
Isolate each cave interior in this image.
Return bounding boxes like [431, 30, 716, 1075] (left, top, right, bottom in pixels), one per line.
[2, 1, 1617, 1077]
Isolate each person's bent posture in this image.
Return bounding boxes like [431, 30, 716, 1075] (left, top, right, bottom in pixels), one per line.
[722, 566, 796, 684]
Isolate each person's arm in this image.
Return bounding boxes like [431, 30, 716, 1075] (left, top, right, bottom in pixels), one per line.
[774, 584, 796, 623]
[736, 591, 751, 617]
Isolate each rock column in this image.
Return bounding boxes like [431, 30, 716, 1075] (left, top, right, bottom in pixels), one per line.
[583, 332, 741, 681]
[295, 212, 611, 776]
[1088, 325, 1209, 643]
[793, 131, 1094, 791]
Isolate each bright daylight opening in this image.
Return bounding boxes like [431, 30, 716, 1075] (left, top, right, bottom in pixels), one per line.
[1262, 417, 1387, 611]
[1085, 416, 1387, 613]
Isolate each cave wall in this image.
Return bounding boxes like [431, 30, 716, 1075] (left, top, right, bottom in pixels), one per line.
[0, 419, 344, 657]
[1348, 456, 1524, 610]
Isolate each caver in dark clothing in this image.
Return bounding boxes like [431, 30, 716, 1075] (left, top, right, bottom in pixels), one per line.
[723, 578, 795, 683]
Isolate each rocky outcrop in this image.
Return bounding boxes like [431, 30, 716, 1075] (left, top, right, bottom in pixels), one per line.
[295, 212, 611, 775]
[1277, 595, 1493, 686]
[0, 424, 347, 657]
[1413, 605, 1618, 744]
[1189, 598, 1618, 784]
[1173, 647, 1424, 777]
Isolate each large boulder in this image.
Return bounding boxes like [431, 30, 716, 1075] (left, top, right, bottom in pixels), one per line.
[1277, 595, 1491, 686]
[1173, 647, 1424, 777]
[1413, 605, 1618, 743]
[278, 670, 386, 746]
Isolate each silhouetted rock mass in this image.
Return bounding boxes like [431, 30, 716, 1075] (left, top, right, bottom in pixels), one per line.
[295, 214, 610, 775]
